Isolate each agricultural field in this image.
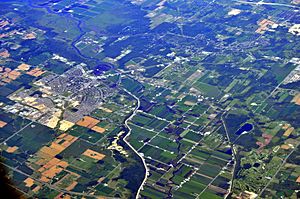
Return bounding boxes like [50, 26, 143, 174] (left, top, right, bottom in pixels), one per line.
[0, 0, 300, 198]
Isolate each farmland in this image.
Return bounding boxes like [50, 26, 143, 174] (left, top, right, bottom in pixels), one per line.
[0, 0, 299, 198]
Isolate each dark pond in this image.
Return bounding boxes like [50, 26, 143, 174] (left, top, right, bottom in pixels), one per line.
[93, 63, 113, 75]
[235, 123, 253, 135]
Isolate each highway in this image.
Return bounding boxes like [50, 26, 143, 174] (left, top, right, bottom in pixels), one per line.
[235, 0, 300, 9]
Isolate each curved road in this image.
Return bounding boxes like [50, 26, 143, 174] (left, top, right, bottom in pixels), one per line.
[122, 87, 148, 199]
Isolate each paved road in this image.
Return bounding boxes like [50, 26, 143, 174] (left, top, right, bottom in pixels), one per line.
[122, 87, 149, 199]
[235, 0, 300, 8]
[259, 142, 300, 196]
[0, 121, 33, 145]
